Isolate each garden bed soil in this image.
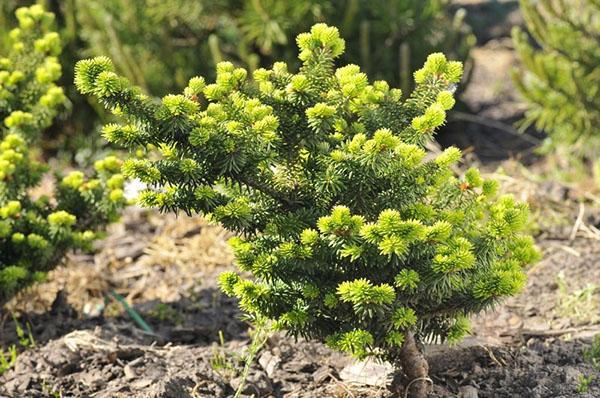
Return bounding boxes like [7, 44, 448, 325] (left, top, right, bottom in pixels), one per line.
[1, 325, 599, 398]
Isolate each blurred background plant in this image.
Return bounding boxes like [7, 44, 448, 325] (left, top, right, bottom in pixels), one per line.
[1, 0, 474, 162]
[512, 0, 600, 184]
[1, 0, 103, 162]
[0, 5, 127, 307]
[74, 0, 473, 95]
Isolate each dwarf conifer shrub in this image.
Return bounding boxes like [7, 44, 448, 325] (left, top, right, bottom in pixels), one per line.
[512, 0, 600, 160]
[76, 24, 539, 397]
[0, 5, 126, 307]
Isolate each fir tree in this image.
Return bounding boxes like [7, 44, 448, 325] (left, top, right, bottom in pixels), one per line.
[76, 24, 539, 397]
[512, 0, 600, 160]
[0, 5, 126, 307]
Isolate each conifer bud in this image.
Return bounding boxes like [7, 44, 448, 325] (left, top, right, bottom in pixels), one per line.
[74, 56, 114, 94]
[40, 86, 66, 107]
[435, 147, 462, 166]
[187, 76, 206, 95]
[47, 211, 76, 227]
[62, 171, 85, 189]
[436, 90, 456, 110]
[4, 111, 34, 128]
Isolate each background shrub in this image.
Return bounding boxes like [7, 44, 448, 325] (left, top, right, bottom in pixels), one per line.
[0, 5, 126, 307]
[512, 0, 600, 161]
[74, 0, 473, 94]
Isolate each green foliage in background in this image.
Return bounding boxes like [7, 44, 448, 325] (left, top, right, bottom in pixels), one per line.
[0, 5, 126, 307]
[76, 23, 538, 373]
[584, 333, 600, 371]
[512, 0, 600, 160]
[1, 0, 102, 159]
[75, 0, 473, 96]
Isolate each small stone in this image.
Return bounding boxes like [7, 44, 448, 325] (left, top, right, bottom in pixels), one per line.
[77, 370, 105, 389]
[508, 315, 522, 326]
[131, 378, 154, 389]
[124, 364, 137, 380]
[468, 362, 483, 377]
[339, 359, 393, 387]
[83, 300, 105, 318]
[540, 180, 568, 202]
[147, 377, 193, 398]
[563, 366, 582, 383]
[230, 371, 273, 396]
[113, 241, 146, 261]
[3, 377, 21, 393]
[284, 360, 315, 373]
[258, 351, 281, 377]
[524, 303, 538, 316]
[458, 385, 479, 398]
[271, 346, 282, 357]
[20, 375, 33, 391]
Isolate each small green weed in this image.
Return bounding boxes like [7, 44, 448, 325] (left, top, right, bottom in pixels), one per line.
[556, 272, 599, 325]
[0, 345, 17, 375]
[583, 334, 600, 371]
[149, 303, 183, 325]
[12, 313, 36, 348]
[209, 330, 237, 380]
[208, 316, 272, 398]
[234, 315, 271, 398]
[41, 380, 63, 398]
[0, 313, 37, 375]
[576, 374, 594, 393]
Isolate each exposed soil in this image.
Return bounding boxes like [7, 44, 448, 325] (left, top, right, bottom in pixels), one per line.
[472, 237, 600, 343]
[2, 324, 599, 398]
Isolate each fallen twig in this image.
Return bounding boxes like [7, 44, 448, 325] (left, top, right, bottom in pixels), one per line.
[328, 372, 356, 398]
[569, 202, 585, 241]
[479, 344, 506, 367]
[556, 245, 581, 257]
[520, 328, 578, 338]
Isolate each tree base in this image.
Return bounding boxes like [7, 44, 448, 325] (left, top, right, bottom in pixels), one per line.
[392, 331, 432, 398]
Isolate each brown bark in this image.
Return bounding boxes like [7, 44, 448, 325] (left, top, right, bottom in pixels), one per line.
[393, 331, 432, 398]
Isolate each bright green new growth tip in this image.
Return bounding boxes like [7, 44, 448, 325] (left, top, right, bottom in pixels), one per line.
[76, 23, 539, 363]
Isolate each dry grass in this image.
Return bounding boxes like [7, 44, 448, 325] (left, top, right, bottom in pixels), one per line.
[5, 209, 234, 315]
